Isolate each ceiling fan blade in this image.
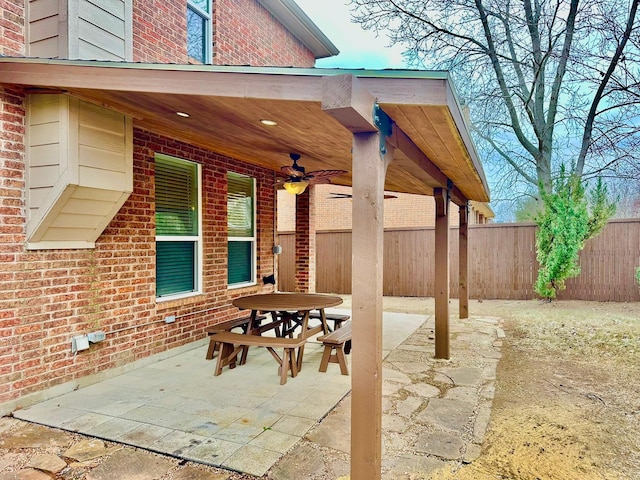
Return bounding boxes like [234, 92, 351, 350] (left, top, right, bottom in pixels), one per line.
[328, 192, 398, 199]
[307, 177, 333, 185]
[306, 169, 348, 179]
[281, 165, 305, 177]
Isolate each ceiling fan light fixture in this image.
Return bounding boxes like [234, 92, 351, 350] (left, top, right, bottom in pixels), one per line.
[283, 179, 309, 195]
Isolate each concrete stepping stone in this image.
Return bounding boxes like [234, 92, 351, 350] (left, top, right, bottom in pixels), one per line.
[416, 398, 475, 432]
[0, 424, 72, 449]
[415, 429, 464, 459]
[403, 383, 440, 399]
[435, 367, 483, 386]
[270, 442, 348, 480]
[63, 439, 108, 462]
[382, 454, 447, 479]
[85, 448, 174, 480]
[172, 466, 230, 480]
[27, 454, 66, 474]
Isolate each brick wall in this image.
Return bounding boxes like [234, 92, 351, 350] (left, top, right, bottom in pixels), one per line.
[293, 188, 316, 292]
[214, 0, 315, 67]
[0, 126, 277, 407]
[278, 184, 464, 232]
[133, 0, 187, 62]
[132, 0, 316, 66]
[0, 0, 24, 56]
[0, 0, 316, 409]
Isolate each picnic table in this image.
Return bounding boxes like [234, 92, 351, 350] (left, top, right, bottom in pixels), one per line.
[231, 292, 343, 372]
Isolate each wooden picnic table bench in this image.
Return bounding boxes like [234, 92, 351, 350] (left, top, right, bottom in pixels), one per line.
[204, 314, 266, 360]
[232, 293, 343, 372]
[308, 312, 350, 331]
[318, 321, 352, 375]
[211, 331, 306, 385]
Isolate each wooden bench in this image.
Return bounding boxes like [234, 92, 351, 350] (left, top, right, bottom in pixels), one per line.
[309, 312, 350, 331]
[211, 331, 306, 385]
[318, 321, 352, 375]
[204, 315, 266, 360]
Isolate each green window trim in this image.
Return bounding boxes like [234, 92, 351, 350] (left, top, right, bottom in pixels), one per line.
[155, 154, 202, 299]
[227, 172, 256, 287]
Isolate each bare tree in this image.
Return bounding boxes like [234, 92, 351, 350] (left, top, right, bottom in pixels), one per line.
[350, 0, 640, 202]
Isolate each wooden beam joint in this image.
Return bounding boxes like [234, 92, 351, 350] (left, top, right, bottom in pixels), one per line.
[434, 187, 450, 217]
[321, 74, 377, 133]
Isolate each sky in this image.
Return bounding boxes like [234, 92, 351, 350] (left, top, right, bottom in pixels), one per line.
[295, 0, 409, 69]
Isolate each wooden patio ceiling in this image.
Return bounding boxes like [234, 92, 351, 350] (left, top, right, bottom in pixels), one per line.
[0, 58, 489, 204]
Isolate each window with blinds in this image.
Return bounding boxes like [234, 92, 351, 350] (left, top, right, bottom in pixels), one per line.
[227, 172, 256, 286]
[155, 155, 201, 299]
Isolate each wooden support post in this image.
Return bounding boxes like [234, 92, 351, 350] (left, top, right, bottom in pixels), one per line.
[351, 132, 391, 480]
[459, 203, 469, 319]
[434, 187, 450, 359]
[321, 74, 392, 480]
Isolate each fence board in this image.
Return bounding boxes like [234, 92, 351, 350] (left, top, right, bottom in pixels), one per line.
[277, 219, 640, 302]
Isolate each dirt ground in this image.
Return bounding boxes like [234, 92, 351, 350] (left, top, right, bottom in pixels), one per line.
[376, 296, 640, 480]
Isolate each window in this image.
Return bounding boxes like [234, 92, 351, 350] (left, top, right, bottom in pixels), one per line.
[187, 0, 212, 64]
[228, 172, 256, 286]
[155, 155, 202, 299]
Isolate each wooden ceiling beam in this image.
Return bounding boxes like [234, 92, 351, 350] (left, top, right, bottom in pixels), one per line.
[321, 74, 377, 133]
[388, 124, 469, 206]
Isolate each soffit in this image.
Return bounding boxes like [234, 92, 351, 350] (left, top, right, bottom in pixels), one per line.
[0, 59, 490, 203]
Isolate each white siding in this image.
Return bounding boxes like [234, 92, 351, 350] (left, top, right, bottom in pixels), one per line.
[28, 0, 132, 61]
[26, 95, 133, 250]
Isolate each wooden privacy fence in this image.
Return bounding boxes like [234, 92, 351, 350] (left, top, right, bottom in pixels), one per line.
[277, 219, 640, 302]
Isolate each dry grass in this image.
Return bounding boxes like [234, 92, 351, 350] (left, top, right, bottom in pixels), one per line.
[344, 295, 640, 480]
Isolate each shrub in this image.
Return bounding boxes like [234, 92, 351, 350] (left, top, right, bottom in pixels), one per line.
[534, 169, 615, 300]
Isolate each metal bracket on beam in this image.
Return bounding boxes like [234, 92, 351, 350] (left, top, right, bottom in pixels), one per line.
[373, 102, 392, 158]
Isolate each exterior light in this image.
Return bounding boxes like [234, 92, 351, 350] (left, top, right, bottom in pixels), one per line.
[283, 180, 308, 195]
[176, 111, 190, 118]
[260, 119, 277, 126]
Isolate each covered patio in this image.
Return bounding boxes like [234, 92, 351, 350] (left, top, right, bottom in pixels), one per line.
[11, 307, 503, 478]
[0, 57, 489, 479]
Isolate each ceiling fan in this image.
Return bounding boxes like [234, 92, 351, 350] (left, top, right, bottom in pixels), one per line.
[279, 153, 348, 195]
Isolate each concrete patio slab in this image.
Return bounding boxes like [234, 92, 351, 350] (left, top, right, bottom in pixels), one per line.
[5, 310, 503, 479]
[12, 310, 426, 477]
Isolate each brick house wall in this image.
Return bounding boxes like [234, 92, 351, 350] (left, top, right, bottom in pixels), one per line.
[1, 127, 277, 406]
[0, 0, 318, 410]
[133, 0, 187, 63]
[278, 184, 470, 232]
[214, 0, 315, 67]
[131, 0, 315, 67]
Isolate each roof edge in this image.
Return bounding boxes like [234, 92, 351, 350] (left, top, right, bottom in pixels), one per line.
[0, 57, 450, 79]
[257, 0, 340, 59]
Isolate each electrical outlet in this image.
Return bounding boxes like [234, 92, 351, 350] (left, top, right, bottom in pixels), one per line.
[165, 315, 176, 324]
[87, 331, 106, 343]
[71, 335, 90, 353]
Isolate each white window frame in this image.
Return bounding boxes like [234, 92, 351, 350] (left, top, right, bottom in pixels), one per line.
[155, 154, 203, 302]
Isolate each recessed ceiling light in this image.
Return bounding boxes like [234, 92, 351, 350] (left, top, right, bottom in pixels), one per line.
[260, 119, 277, 126]
[176, 111, 190, 118]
